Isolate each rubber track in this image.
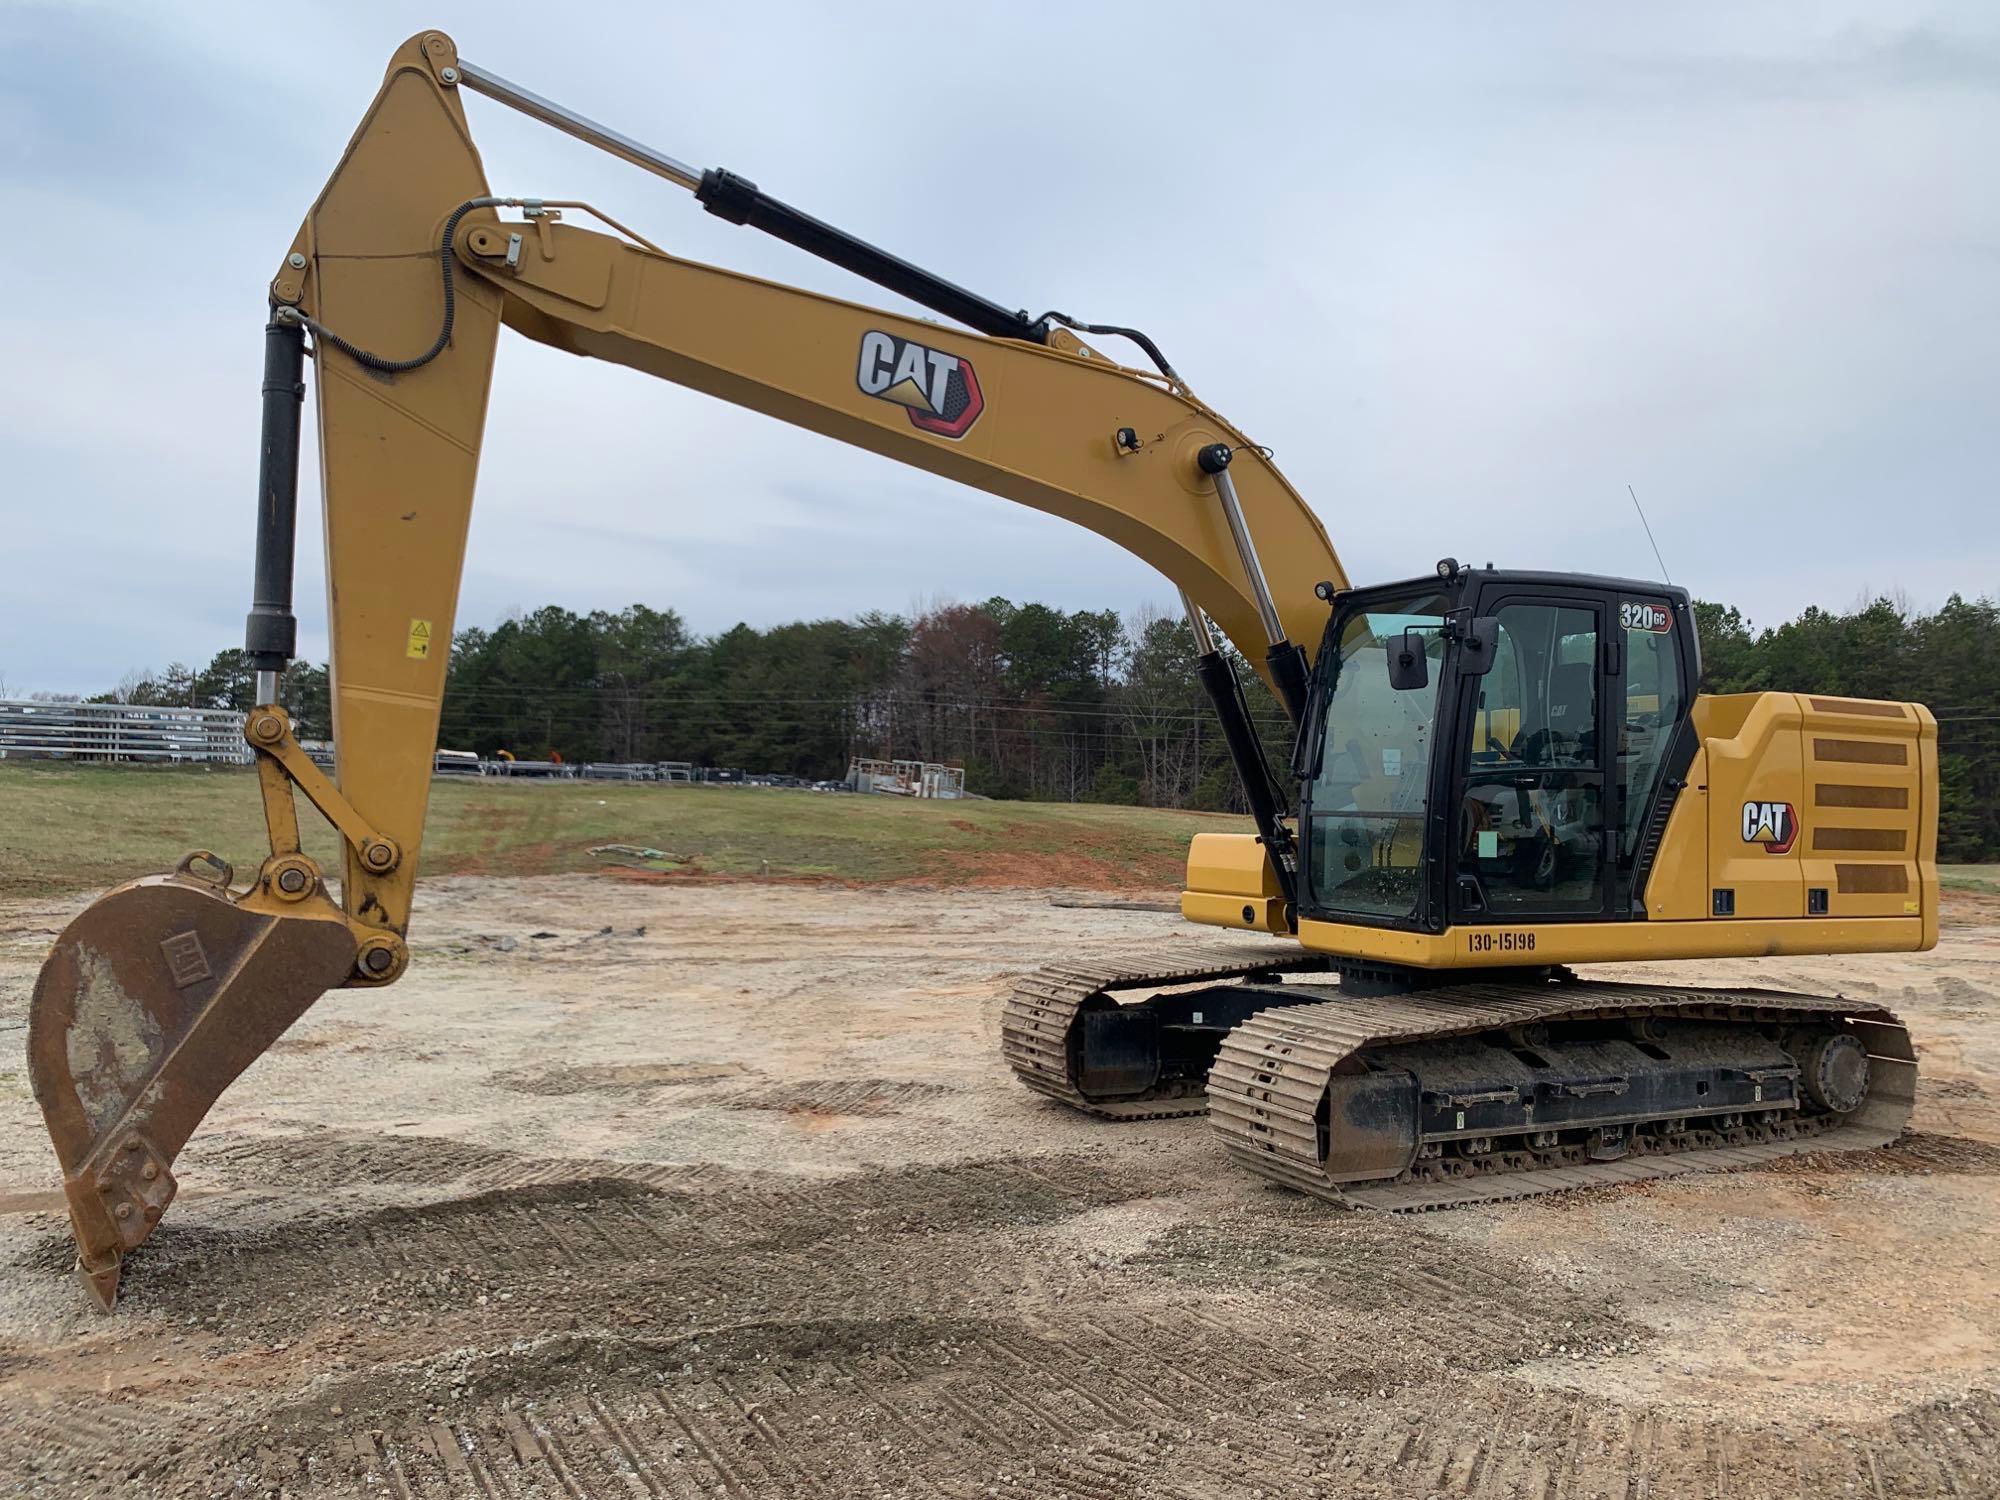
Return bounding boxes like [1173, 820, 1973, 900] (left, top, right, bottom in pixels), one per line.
[1208, 979, 1915, 1209]
[999, 939, 1333, 1119]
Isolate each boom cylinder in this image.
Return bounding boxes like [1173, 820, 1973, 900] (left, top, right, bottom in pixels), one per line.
[452, 58, 1049, 346]
[1197, 444, 1312, 723]
[693, 169, 1050, 344]
[455, 59, 703, 190]
[245, 315, 306, 698]
[1183, 593, 1297, 910]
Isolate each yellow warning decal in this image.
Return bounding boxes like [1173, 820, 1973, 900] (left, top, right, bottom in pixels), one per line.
[1905, 900, 1921, 913]
[406, 618, 434, 660]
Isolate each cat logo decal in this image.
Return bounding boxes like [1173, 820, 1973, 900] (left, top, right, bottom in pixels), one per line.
[856, 331, 984, 439]
[1741, 800, 1798, 854]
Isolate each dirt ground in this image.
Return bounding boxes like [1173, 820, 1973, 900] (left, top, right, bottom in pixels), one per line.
[0, 876, 1996, 1499]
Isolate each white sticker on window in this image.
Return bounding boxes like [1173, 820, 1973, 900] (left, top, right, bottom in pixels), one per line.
[1477, 829, 1499, 859]
[1383, 746, 1403, 777]
[1620, 600, 1673, 633]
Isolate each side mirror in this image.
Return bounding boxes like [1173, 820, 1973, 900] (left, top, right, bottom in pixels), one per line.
[1386, 629, 1430, 691]
[1460, 616, 1500, 677]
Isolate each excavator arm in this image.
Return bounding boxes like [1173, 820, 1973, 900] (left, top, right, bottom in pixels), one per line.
[28, 30, 1344, 1306]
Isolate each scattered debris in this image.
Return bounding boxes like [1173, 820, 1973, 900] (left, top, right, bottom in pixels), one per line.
[588, 843, 695, 872]
[589, 845, 690, 863]
[1050, 898, 1179, 913]
[464, 926, 645, 952]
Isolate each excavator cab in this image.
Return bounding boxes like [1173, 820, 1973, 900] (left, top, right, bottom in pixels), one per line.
[1297, 564, 1698, 945]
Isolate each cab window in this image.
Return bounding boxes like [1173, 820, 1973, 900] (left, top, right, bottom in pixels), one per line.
[1459, 603, 1606, 914]
[1618, 600, 1685, 861]
[1305, 594, 1448, 921]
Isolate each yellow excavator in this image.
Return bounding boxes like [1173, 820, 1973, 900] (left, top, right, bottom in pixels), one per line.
[29, 31, 1933, 1307]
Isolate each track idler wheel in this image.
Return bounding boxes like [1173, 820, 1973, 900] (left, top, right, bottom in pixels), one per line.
[1794, 1030, 1870, 1114]
[26, 856, 357, 1309]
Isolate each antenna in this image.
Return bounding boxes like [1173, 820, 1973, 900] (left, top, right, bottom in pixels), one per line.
[1627, 484, 1671, 585]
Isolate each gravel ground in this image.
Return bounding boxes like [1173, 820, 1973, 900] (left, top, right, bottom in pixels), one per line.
[0, 876, 1995, 1498]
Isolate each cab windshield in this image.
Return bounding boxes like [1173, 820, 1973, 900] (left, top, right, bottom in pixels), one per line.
[1303, 592, 1448, 920]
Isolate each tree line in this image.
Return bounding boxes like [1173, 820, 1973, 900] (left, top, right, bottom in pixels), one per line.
[436, 599, 1274, 810]
[69, 592, 2000, 860]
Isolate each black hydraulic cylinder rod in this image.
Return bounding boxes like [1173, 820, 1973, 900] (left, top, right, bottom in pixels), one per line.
[245, 315, 306, 672]
[1264, 640, 1312, 726]
[1193, 649, 1297, 906]
[697, 168, 1050, 344]
[451, 63, 1051, 348]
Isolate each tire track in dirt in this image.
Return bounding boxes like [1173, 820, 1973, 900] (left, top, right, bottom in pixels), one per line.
[1129, 1214, 1645, 1378]
[16, 1153, 1160, 1326]
[721, 1078, 957, 1115]
[13, 1153, 2000, 1497]
[181, 1129, 769, 1198]
[488, 1060, 756, 1095]
[280, 1358, 2000, 1500]
[0, 1156, 1661, 1493]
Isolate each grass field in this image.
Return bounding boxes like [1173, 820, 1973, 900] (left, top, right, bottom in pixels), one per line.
[0, 762, 1237, 899]
[5, 762, 1993, 905]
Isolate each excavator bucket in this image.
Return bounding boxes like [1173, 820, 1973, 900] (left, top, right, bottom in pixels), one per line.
[20, 32, 501, 1312]
[26, 856, 356, 1309]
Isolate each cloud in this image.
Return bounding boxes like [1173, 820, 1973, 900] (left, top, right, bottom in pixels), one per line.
[1596, 25, 2000, 106]
[2, 1, 1996, 695]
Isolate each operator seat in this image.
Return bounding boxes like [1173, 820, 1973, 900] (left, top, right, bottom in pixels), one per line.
[1544, 662, 1596, 762]
[1514, 663, 1596, 765]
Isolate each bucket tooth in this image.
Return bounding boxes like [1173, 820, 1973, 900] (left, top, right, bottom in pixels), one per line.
[76, 1249, 123, 1313]
[26, 865, 357, 1307]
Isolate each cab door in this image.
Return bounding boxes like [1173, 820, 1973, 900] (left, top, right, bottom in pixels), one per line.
[1449, 592, 1614, 922]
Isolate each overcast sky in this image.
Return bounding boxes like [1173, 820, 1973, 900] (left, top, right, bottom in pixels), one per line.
[2, 1, 1995, 695]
